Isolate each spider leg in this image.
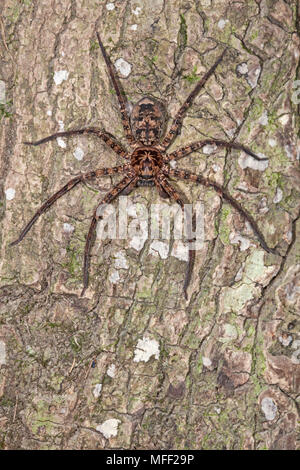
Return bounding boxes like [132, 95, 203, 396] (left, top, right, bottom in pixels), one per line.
[24, 128, 129, 160]
[166, 139, 268, 162]
[164, 167, 278, 255]
[10, 165, 127, 246]
[96, 32, 136, 146]
[156, 174, 196, 300]
[81, 175, 137, 296]
[160, 48, 227, 150]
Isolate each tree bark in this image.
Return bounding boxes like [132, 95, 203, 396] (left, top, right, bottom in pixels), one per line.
[0, 0, 299, 450]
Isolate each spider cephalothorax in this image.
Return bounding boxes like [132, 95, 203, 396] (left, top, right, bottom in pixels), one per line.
[10, 31, 278, 298]
[131, 147, 164, 185]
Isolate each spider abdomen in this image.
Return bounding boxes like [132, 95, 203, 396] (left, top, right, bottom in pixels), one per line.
[130, 97, 167, 146]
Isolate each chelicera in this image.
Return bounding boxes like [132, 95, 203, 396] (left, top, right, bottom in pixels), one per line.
[10, 32, 277, 297]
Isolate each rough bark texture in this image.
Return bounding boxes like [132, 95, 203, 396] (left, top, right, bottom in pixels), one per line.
[0, 0, 299, 450]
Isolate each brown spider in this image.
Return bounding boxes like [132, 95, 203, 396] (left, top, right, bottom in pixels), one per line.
[10, 32, 277, 298]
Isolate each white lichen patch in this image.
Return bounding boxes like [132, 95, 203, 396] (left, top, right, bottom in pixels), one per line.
[107, 363, 116, 378]
[133, 337, 160, 362]
[129, 234, 147, 251]
[132, 6, 142, 15]
[114, 251, 129, 269]
[58, 120, 64, 131]
[243, 250, 274, 284]
[57, 137, 66, 148]
[130, 24, 138, 31]
[96, 418, 121, 439]
[54, 70, 69, 85]
[291, 340, 300, 364]
[219, 323, 238, 343]
[0, 80, 6, 104]
[279, 114, 289, 126]
[106, 2, 115, 10]
[114, 58, 132, 78]
[171, 241, 189, 261]
[5, 188, 15, 201]
[258, 111, 268, 126]
[47, 109, 52, 116]
[261, 397, 277, 421]
[273, 187, 283, 204]
[237, 63, 248, 75]
[63, 223, 74, 233]
[278, 334, 292, 347]
[268, 138, 277, 147]
[93, 383, 102, 398]
[73, 146, 84, 161]
[169, 160, 177, 168]
[203, 144, 217, 155]
[238, 152, 269, 171]
[217, 19, 228, 29]
[229, 232, 253, 251]
[0, 340, 6, 366]
[109, 270, 120, 284]
[202, 356, 212, 367]
[284, 144, 293, 159]
[149, 240, 169, 259]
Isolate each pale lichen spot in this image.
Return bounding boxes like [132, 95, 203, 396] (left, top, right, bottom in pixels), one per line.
[169, 160, 177, 169]
[171, 241, 189, 261]
[47, 109, 52, 116]
[63, 223, 74, 233]
[109, 270, 120, 284]
[106, 2, 115, 11]
[107, 363, 116, 378]
[130, 234, 147, 251]
[261, 397, 277, 421]
[114, 251, 129, 269]
[229, 231, 253, 251]
[114, 58, 132, 78]
[238, 152, 269, 171]
[149, 240, 169, 260]
[54, 70, 69, 86]
[133, 337, 160, 362]
[5, 188, 15, 201]
[278, 334, 292, 347]
[96, 418, 121, 439]
[58, 120, 64, 131]
[258, 111, 268, 126]
[279, 114, 289, 126]
[217, 19, 228, 29]
[284, 144, 293, 159]
[268, 138, 277, 147]
[203, 144, 217, 155]
[220, 323, 238, 343]
[0, 340, 6, 366]
[73, 146, 84, 161]
[130, 24, 138, 31]
[273, 187, 283, 204]
[57, 137, 66, 148]
[93, 383, 102, 398]
[237, 63, 248, 75]
[132, 6, 142, 16]
[202, 356, 212, 368]
[0, 80, 6, 104]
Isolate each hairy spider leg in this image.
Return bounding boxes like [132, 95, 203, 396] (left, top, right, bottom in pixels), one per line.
[164, 167, 278, 256]
[96, 32, 136, 146]
[161, 49, 227, 149]
[10, 165, 127, 247]
[24, 127, 129, 160]
[81, 175, 138, 296]
[156, 174, 196, 299]
[166, 139, 268, 162]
